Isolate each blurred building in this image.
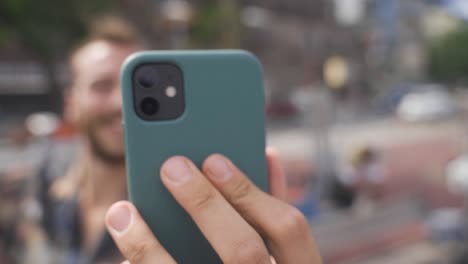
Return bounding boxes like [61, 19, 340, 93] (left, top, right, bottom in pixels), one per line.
[0, 0, 464, 130]
[0, 45, 61, 134]
[240, 0, 329, 92]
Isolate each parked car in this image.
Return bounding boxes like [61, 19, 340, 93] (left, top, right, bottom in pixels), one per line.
[396, 84, 458, 122]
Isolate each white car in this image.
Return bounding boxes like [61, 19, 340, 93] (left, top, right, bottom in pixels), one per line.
[396, 85, 457, 122]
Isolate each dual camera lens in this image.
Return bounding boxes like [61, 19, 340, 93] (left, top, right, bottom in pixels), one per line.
[136, 66, 160, 116]
[133, 64, 184, 120]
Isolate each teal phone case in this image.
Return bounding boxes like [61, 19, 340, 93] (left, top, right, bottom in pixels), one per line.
[121, 50, 267, 263]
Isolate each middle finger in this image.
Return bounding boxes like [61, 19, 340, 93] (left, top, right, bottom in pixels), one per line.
[203, 154, 321, 264]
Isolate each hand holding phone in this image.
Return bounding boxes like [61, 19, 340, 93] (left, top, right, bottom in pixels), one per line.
[119, 50, 321, 262]
[105, 149, 322, 263]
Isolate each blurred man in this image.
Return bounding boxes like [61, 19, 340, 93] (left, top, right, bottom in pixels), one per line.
[8, 16, 321, 264]
[4, 17, 142, 263]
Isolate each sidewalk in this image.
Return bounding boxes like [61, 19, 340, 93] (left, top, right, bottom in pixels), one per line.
[267, 118, 463, 159]
[350, 242, 448, 264]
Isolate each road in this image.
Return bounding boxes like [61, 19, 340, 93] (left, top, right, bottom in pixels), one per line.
[268, 118, 464, 207]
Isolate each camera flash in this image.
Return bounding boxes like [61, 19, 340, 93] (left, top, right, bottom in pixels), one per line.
[166, 86, 177, 98]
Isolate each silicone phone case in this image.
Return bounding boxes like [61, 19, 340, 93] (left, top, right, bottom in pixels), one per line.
[121, 50, 267, 263]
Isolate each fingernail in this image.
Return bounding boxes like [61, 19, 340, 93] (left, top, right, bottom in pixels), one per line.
[207, 155, 233, 181]
[162, 157, 193, 185]
[107, 202, 132, 233]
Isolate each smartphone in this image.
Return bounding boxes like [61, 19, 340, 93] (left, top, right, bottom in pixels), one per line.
[120, 50, 268, 263]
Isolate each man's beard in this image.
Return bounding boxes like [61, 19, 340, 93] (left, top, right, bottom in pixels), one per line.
[83, 113, 126, 165]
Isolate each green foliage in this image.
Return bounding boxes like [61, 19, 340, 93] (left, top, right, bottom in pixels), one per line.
[190, 0, 242, 48]
[190, 1, 221, 46]
[0, 0, 117, 112]
[0, 0, 116, 59]
[0, 28, 9, 45]
[428, 25, 468, 84]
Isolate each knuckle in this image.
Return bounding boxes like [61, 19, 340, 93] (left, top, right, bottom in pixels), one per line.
[272, 207, 309, 242]
[191, 187, 217, 211]
[229, 179, 254, 205]
[228, 238, 270, 264]
[123, 240, 154, 263]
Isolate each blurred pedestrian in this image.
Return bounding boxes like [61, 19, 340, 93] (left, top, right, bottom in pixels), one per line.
[349, 145, 386, 217]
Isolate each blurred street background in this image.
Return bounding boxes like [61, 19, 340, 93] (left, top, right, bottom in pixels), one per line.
[2, 0, 468, 263]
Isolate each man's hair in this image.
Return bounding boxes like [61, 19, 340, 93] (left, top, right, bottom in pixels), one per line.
[67, 15, 143, 87]
[84, 15, 141, 48]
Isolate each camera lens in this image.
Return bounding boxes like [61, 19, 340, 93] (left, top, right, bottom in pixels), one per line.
[140, 97, 160, 116]
[136, 66, 158, 88]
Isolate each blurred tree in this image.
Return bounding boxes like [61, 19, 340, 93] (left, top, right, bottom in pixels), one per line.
[428, 24, 468, 85]
[0, 0, 117, 112]
[189, 0, 242, 48]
